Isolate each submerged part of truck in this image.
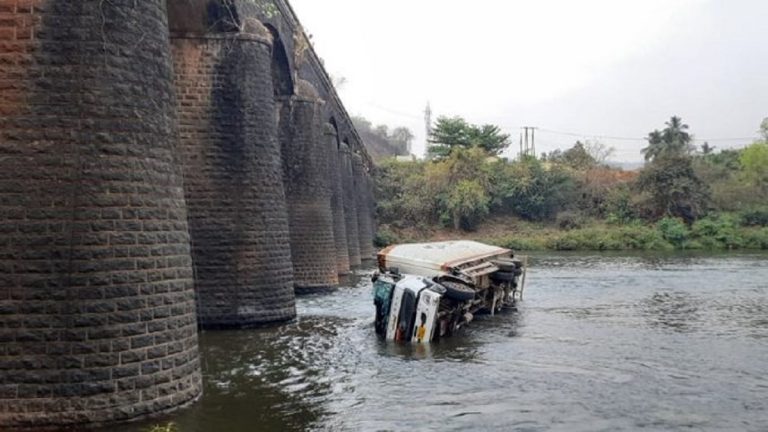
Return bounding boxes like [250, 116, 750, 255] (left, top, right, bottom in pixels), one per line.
[373, 241, 527, 342]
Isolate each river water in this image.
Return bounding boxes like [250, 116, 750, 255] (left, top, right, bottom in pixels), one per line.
[119, 252, 768, 432]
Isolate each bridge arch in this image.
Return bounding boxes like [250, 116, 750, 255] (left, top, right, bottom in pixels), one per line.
[265, 24, 294, 97]
[328, 117, 341, 148]
[167, 0, 241, 34]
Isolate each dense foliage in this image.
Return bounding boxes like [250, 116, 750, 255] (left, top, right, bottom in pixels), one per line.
[375, 115, 768, 250]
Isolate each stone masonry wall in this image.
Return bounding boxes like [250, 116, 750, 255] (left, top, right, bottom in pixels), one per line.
[0, 0, 201, 428]
[353, 153, 376, 260]
[326, 125, 350, 275]
[364, 170, 378, 252]
[0, 0, 375, 427]
[171, 28, 297, 327]
[340, 143, 362, 267]
[281, 86, 339, 292]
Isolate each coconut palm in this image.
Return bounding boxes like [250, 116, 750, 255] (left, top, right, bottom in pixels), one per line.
[641, 116, 693, 162]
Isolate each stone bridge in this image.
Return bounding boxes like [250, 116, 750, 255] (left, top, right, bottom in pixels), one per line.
[0, 0, 376, 428]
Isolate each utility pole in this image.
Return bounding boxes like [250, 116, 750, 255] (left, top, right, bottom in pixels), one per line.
[424, 102, 432, 158]
[520, 126, 538, 158]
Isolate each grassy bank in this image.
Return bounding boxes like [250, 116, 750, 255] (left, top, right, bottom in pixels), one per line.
[376, 216, 768, 252]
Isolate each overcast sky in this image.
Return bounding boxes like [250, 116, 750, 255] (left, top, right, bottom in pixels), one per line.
[290, 0, 768, 162]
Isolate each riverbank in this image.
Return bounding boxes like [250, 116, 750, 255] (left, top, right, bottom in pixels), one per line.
[376, 216, 768, 251]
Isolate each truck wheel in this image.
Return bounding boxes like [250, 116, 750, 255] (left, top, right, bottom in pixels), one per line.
[493, 259, 523, 272]
[491, 271, 517, 282]
[440, 280, 475, 301]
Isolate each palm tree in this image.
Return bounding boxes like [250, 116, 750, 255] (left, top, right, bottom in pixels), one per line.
[642, 116, 693, 162]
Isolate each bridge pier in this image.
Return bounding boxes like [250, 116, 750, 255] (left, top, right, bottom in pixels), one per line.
[353, 154, 376, 261]
[170, 19, 296, 328]
[340, 143, 363, 267]
[0, 1, 201, 428]
[0, 0, 375, 428]
[326, 124, 351, 276]
[281, 82, 339, 293]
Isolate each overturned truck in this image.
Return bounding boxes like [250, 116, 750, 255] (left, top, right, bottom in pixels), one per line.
[372, 241, 526, 343]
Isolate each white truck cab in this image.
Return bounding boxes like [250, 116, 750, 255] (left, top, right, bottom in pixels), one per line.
[373, 241, 526, 342]
[378, 276, 443, 343]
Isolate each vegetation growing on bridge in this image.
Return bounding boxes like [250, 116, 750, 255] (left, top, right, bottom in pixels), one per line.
[375, 116, 768, 251]
[352, 116, 414, 161]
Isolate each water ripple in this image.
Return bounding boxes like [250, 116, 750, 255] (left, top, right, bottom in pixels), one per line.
[111, 252, 768, 432]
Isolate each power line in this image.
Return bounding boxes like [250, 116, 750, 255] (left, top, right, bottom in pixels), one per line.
[537, 128, 646, 142]
[354, 101, 760, 143]
[363, 102, 423, 120]
[536, 127, 757, 143]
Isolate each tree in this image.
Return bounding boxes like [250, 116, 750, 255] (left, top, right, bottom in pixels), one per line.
[760, 117, 768, 141]
[391, 127, 414, 154]
[560, 141, 596, 169]
[351, 116, 372, 132]
[637, 117, 709, 223]
[584, 140, 615, 165]
[446, 180, 490, 230]
[637, 155, 709, 224]
[375, 159, 435, 228]
[548, 140, 614, 169]
[489, 158, 576, 221]
[428, 116, 509, 159]
[740, 142, 768, 190]
[641, 116, 694, 162]
[425, 147, 492, 229]
[428, 117, 472, 159]
[374, 125, 389, 138]
[468, 124, 510, 155]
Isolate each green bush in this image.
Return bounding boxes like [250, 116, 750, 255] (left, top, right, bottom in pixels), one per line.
[740, 207, 768, 227]
[604, 185, 637, 224]
[490, 226, 675, 251]
[444, 179, 490, 230]
[614, 226, 673, 250]
[691, 215, 744, 249]
[657, 217, 690, 248]
[546, 229, 624, 251]
[743, 228, 768, 249]
[556, 211, 586, 230]
[374, 226, 400, 248]
[491, 235, 546, 251]
[490, 158, 577, 222]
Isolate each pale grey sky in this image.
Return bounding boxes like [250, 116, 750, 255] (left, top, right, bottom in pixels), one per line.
[291, 0, 768, 162]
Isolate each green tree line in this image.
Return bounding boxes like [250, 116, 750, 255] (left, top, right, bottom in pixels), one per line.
[375, 115, 768, 250]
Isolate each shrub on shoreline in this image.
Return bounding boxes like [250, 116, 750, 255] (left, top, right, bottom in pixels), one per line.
[378, 221, 768, 252]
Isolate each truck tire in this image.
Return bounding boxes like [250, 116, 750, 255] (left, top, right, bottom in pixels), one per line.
[490, 271, 518, 282]
[440, 280, 475, 301]
[493, 259, 523, 272]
